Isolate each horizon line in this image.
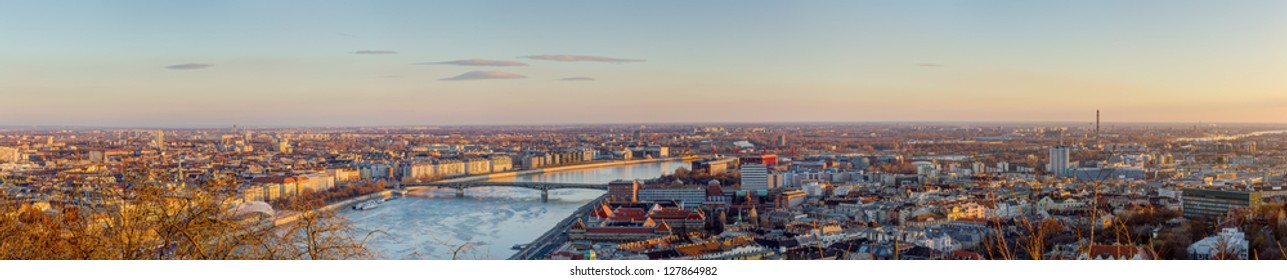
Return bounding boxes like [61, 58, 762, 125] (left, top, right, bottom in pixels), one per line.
[4, 120, 1287, 130]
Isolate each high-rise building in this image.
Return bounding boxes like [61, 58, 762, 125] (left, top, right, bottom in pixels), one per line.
[153, 130, 164, 149]
[740, 163, 769, 192]
[1049, 146, 1071, 178]
[608, 180, 640, 202]
[275, 138, 292, 154]
[0, 147, 19, 163]
[777, 135, 787, 146]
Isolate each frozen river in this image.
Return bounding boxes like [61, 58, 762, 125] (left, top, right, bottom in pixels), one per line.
[343, 160, 690, 259]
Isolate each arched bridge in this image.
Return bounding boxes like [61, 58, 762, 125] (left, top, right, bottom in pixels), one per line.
[400, 181, 608, 201]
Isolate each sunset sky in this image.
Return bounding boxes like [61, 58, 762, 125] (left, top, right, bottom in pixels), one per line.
[2, 0, 1285, 127]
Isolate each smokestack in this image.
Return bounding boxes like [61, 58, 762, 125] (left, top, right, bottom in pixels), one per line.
[1096, 110, 1100, 145]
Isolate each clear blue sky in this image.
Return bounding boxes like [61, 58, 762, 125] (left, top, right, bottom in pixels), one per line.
[2, 0, 1285, 127]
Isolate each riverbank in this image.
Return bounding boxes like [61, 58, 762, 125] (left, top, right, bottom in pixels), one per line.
[436, 156, 697, 183]
[272, 190, 393, 226]
[273, 156, 695, 226]
[508, 193, 609, 260]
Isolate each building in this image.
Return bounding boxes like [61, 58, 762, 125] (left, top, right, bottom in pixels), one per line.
[1182, 189, 1262, 220]
[1079, 245, 1155, 260]
[740, 163, 769, 192]
[692, 157, 739, 174]
[488, 156, 513, 173]
[326, 168, 361, 182]
[434, 159, 466, 177]
[643, 146, 669, 158]
[398, 161, 436, 182]
[568, 218, 672, 242]
[244, 175, 331, 202]
[778, 190, 807, 208]
[608, 180, 640, 202]
[520, 153, 547, 169]
[299, 172, 335, 192]
[1072, 168, 1146, 181]
[274, 138, 292, 154]
[1188, 227, 1249, 260]
[153, 130, 165, 150]
[645, 207, 706, 232]
[1049, 146, 1070, 178]
[0, 147, 19, 163]
[358, 162, 393, 180]
[463, 158, 491, 175]
[638, 185, 707, 208]
[740, 154, 779, 166]
[803, 181, 826, 197]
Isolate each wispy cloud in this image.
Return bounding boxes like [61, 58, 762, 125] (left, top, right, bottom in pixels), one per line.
[441, 71, 526, 81]
[520, 55, 644, 63]
[418, 59, 528, 67]
[918, 63, 944, 67]
[560, 77, 596, 81]
[352, 50, 398, 55]
[165, 63, 214, 70]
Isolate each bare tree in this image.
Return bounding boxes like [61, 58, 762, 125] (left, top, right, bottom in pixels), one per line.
[0, 166, 375, 260]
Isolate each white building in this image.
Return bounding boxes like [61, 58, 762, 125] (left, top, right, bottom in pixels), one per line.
[0, 147, 20, 163]
[463, 158, 491, 175]
[1049, 146, 1071, 178]
[153, 130, 165, 149]
[740, 163, 769, 192]
[299, 172, 335, 192]
[802, 181, 826, 197]
[1188, 228, 1249, 260]
[489, 156, 513, 173]
[358, 163, 392, 180]
[398, 161, 437, 182]
[637, 186, 706, 208]
[326, 168, 360, 182]
[434, 159, 466, 177]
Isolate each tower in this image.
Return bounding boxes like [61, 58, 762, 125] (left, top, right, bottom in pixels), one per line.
[1095, 110, 1100, 146]
[1049, 146, 1070, 178]
[153, 129, 164, 150]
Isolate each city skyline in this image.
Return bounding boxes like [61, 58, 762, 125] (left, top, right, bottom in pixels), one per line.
[3, 0, 1286, 126]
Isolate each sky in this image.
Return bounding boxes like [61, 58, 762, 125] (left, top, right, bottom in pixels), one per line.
[1, 0, 1285, 127]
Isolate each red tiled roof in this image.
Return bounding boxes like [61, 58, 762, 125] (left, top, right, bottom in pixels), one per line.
[586, 227, 661, 234]
[592, 204, 613, 219]
[951, 250, 984, 260]
[608, 208, 649, 222]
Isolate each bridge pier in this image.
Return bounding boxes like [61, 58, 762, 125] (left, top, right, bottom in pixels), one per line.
[456, 188, 465, 198]
[541, 189, 549, 202]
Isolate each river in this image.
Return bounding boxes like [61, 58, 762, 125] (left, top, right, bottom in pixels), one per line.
[342, 160, 690, 260]
[1173, 129, 1287, 142]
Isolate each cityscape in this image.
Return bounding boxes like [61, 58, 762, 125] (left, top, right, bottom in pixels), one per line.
[3, 121, 1287, 260]
[2, 0, 1287, 264]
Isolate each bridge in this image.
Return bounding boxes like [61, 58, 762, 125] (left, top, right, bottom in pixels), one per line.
[400, 181, 608, 201]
